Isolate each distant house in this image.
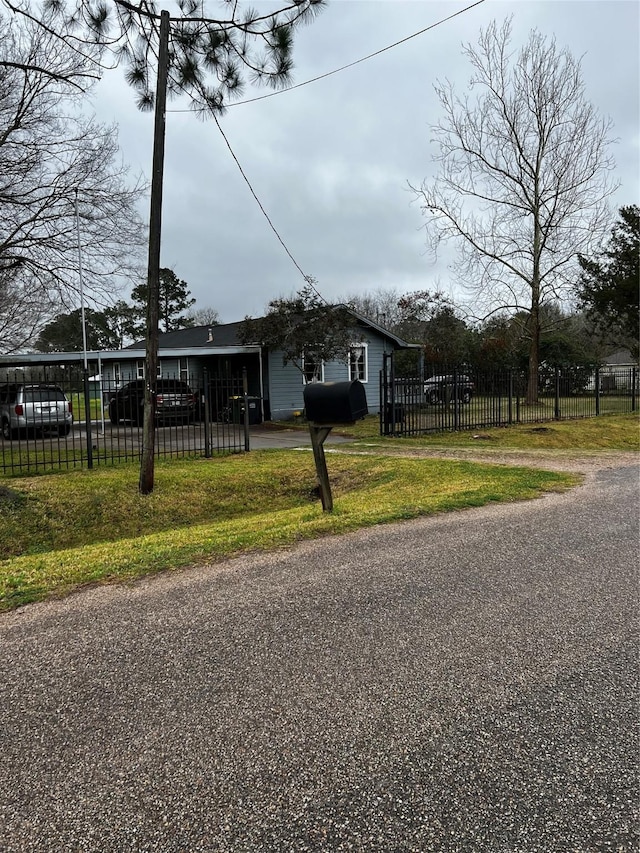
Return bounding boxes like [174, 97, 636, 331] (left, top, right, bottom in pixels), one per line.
[586, 350, 639, 393]
[0, 309, 414, 422]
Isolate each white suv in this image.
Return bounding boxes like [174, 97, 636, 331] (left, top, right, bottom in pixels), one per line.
[0, 383, 73, 440]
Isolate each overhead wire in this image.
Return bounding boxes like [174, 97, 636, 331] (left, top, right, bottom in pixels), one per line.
[212, 113, 328, 301]
[195, 0, 487, 301]
[226, 0, 486, 109]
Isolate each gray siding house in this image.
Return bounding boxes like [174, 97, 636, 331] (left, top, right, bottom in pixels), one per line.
[96, 310, 413, 421]
[0, 310, 413, 421]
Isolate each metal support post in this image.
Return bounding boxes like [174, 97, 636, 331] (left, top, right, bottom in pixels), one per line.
[243, 367, 250, 452]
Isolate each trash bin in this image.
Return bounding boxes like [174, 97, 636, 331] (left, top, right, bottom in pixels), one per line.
[384, 402, 405, 423]
[383, 402, 405, 435]
[229, 396, 262, 425]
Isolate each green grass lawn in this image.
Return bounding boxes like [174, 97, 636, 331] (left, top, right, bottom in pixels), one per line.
[335, 411, 640, 450]
[1, 448, 578, 612]
[1, 414, 637, 613]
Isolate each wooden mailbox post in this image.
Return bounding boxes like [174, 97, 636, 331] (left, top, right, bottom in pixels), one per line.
[302, 380, 368, 512]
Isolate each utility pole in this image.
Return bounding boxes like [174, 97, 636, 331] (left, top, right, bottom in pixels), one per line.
[139, 9, 169, 495]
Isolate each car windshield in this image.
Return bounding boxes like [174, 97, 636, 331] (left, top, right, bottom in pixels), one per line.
[23, 388, 66, 403]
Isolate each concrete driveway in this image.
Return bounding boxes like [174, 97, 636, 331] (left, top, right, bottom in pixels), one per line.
[248, 425, 355, 449]
[0, 462, 638, 852]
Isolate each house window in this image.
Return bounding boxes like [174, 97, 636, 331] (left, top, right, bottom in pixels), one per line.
[113, 362, 121, 387]
[157, 360, 162, 378]
[349, 343, 368, 382]
[179, 357, 189, 382]
[302, 350, 324, 384]
[136, 360, 144, 379]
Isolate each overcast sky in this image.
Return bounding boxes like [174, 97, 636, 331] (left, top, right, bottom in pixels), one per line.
[89, 0, 639, 323]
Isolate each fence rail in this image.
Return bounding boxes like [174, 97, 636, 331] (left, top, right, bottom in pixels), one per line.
[0, 367, 254, 475]
[380, 361, 638, 437]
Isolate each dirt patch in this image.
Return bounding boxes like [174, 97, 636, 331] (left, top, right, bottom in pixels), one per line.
[349, 445, 639, 475]
[0, 485, 25, 506]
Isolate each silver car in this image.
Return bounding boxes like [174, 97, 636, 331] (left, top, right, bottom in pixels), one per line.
[0, 383, 73, 440]
[423, 373, 474, 405]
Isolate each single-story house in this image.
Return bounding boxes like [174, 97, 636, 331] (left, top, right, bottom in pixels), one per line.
[585, 350, 639, 393]
[0, 309, 415, 422]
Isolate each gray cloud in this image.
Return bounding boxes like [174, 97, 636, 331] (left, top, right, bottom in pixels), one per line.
[92, 0, 639, 321]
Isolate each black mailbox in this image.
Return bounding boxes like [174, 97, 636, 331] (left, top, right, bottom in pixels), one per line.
[303, 380, 368, 425]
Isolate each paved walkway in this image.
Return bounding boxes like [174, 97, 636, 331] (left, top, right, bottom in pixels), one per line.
[0, 462, 638, 851]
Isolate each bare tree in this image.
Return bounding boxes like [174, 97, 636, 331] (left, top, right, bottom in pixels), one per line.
[343, 287, 403, 330]
[187, 305, 221, 327]
[0, 270, 59, 353]
[0, 16, 147, 343]
[412, 18, 618, 402]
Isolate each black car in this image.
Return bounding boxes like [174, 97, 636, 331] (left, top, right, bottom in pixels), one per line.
[108, 379, 197, 425]
[423, 373, 474, 404]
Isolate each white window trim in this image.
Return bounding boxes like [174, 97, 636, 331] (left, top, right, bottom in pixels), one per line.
[301, 350, 325, 385]
[136, 360, 162, 379]
[349, 342, 368, 383]
[179, 357, 189, 382]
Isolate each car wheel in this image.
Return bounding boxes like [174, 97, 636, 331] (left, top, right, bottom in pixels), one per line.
[109, 404, 119, 425]
[428, 390, 440, 405]
[59, 424, 71, 437]
[2, 418, 14, 441]
[461, 390, 472, 404]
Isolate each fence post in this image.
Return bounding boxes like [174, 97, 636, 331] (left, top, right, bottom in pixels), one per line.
[243, 367, 250, 452]
[554, 366, 561, 420]
[631, 366, 636, 413]
[595, 366, 600, 416]
[453, 367, 460, 431]
[379, 362, 385, 436]
[381, 352, 397, 436]
[508, 370, 513, 425]
[82, 368, 93, 469]
[203, 367, 211, 458]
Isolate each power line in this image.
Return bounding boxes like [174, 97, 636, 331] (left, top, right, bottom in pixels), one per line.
[212, 114, 327, 302]
[168, 0, 486, 113]
[205, 0, 487, 305]
[228, 0, 486, 108]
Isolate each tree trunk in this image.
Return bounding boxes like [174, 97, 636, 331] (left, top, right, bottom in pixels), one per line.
[526, 287, 540, 405]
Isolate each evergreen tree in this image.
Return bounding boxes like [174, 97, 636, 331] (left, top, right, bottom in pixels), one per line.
[130, 269, 196, 334]
[577, 205, 639, 358]
[35, 308, 122, 352]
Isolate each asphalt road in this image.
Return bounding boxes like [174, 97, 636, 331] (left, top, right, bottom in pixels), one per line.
[0, 463, 638, 852]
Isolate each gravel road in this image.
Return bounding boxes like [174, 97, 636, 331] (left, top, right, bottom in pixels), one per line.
[0, 460, 638, 852]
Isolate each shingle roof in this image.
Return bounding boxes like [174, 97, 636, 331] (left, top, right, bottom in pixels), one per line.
[129, 312, 414, 351]
[128, 322, 245, 349]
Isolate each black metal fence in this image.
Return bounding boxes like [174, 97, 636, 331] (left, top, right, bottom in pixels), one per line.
[380, 359, 638, 437]
[0, 366, 257, 475]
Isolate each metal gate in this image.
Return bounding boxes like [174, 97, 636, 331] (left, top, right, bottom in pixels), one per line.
[0, 365, 253, 475]
[380, 353, 637, 437]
